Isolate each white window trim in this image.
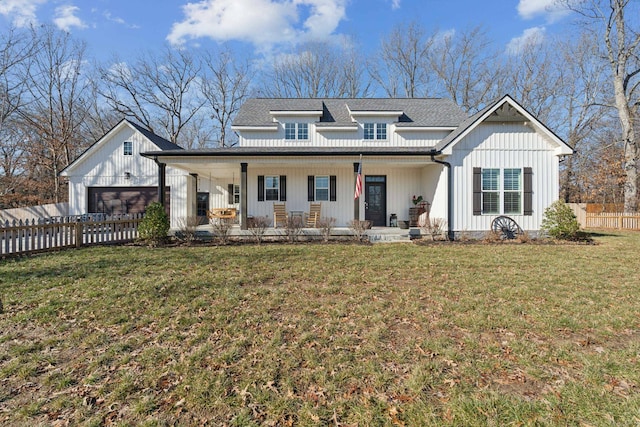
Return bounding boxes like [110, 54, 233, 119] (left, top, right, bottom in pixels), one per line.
[315, 175, 329, 201]
[284, 122, 309, 140]
[481, 168, 523, 215]
[265, 175, 280, 201]
[364, 123, 387, 140]
[233, 184, 240, 204]
[123, 141, 133, 156]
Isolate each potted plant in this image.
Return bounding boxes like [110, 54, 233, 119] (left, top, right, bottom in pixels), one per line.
[409, 195, 426, 227]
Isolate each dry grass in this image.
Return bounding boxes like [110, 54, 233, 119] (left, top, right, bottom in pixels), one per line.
[1, 232, 640, 425]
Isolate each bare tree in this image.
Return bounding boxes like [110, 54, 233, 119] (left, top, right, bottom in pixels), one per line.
[563, 0, 640, 211]
[428, 26, 500, 112]
[553, 33, 610, 202]
[263, 41, 369, 98]
[83, 75, 121, 142]
[17, 25, 91, 203]
[500, 36, 564, 126]
[200, 48, 253, 147]
[369, 21, 434, 98]
[99, 46, 204, 144]
[0, 27, 35, 206]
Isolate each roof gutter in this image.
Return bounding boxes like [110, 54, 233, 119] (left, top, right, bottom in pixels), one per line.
[430, 153, 453, 241]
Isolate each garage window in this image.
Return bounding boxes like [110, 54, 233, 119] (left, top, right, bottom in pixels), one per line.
[123, 141, 133, 156]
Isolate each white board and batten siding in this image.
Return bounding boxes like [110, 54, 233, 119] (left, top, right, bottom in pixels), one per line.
[449, 123, 560, 233]
[238, 126, 447, 148]
[64, 124, 190, 228]
[246, 162, 445, 227]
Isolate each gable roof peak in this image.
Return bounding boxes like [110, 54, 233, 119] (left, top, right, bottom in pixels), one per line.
[436, 94, 573, 156]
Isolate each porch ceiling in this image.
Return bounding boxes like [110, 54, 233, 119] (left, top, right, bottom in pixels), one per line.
[144, 147, 442, 177]
[163, 154, 440, 177]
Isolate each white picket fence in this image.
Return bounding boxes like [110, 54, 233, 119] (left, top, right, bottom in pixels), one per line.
[585, 212, 640, 230]
[1, 214, 144, 257]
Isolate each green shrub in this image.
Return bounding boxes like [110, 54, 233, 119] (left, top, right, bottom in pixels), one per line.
[138, 202, 170, 245]
[540, 200, 580, 240]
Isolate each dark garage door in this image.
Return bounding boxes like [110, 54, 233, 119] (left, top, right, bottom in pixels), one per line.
[87, 187, 170, 215]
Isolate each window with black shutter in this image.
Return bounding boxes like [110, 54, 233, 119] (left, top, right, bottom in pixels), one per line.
[307, 175, 337, 201]
[473, 167, 531, 215]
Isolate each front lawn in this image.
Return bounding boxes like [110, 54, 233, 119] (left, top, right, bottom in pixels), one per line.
[1, 233, 639, 425]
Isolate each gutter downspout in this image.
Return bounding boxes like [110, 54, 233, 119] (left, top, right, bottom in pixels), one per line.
[430, 153, 454, 241]
[153, 156, 166, 209]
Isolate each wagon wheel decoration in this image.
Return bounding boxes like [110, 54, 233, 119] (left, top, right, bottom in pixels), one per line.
[491, 216, 523, 240]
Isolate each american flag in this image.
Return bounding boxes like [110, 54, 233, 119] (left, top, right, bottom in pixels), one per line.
[354, 159, 362, 199]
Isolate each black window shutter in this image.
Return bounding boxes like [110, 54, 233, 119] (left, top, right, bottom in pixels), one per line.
[523, 167, 533, 215]
[280, 175, 287, 201]
[308, 176, 314, 201]
[227, 184, 234, 204]
[473, 167, 482, 216]
[257, 176, 264, 201]
[330, 175, 337, 201]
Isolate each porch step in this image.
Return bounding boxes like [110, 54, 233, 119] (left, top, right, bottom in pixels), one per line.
[367, 228, 417, 243]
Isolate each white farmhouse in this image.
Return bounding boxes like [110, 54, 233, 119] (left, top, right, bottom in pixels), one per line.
[61, 95, 573, 238]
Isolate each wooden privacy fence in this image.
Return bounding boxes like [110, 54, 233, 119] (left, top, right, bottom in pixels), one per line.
[1, 214, 144, 257]
[585, 212, 640, 230]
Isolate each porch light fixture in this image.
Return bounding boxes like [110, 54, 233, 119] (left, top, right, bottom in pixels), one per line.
[124, 172, 131, 180]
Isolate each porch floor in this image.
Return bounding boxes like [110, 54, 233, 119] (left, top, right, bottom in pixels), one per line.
[183, 225, 421, 243]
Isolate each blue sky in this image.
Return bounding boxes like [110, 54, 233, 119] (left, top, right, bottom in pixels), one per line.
[0, 0, 573, 63]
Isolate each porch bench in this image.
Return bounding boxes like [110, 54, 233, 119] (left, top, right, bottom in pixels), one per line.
[207, 208, 237, 220]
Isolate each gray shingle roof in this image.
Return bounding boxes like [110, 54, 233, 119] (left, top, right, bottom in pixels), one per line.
[126, 119, 183, 150]
[434, 99, 498, 151]
[233, 98, 467, 128]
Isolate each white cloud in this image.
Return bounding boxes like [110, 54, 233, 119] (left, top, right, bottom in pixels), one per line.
[103, 10, 140, 29]
[167, 0, 348, 48]
[53, 5, 87, 32]
[517, 0, 569, 22]
[506, 26, 546, 54]
[0, 0, 47, 27]
[390, 0, 400, 10]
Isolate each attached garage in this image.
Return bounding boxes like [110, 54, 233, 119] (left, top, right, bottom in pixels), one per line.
[87, 187, 171, 215]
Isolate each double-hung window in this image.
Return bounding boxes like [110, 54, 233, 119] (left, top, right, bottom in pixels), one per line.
[364, 123, 387, 140]
[482, 169, 500, 214]
[258, 175, 286, 202]
[265, 176, 280, 201]
[480, 168, 522, 215]
[227, 184, 240, 204]
[123, 141, 133, 155]
[233, 184, 240, 204]
[307, 175, 337, 202]
[285, 123, 308, 140]
[503, 169, 522, 214]
[315, 176, 329, 201]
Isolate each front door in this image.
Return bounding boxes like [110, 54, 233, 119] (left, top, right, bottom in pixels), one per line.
[196, 192, 209, 222]
[365, 175, 386, 226]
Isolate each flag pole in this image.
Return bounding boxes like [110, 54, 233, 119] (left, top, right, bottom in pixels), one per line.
[354, 154, 363, 200]
[354, 154, 362, 221]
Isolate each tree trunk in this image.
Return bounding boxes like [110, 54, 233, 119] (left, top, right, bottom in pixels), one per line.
[613, 59, 639, 212]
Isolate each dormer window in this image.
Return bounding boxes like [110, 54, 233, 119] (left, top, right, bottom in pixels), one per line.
[285, 123, 308, 140]
[364, 123, 387, 140]
[123, 141, 133, 155]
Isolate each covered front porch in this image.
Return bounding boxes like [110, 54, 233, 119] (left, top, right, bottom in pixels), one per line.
[183, 223, 427, 243]
[142, 148, 449, 231]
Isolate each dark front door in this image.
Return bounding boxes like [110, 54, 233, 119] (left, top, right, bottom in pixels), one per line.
[196, 192, 209, 221]
[365, 175, 386, 226]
